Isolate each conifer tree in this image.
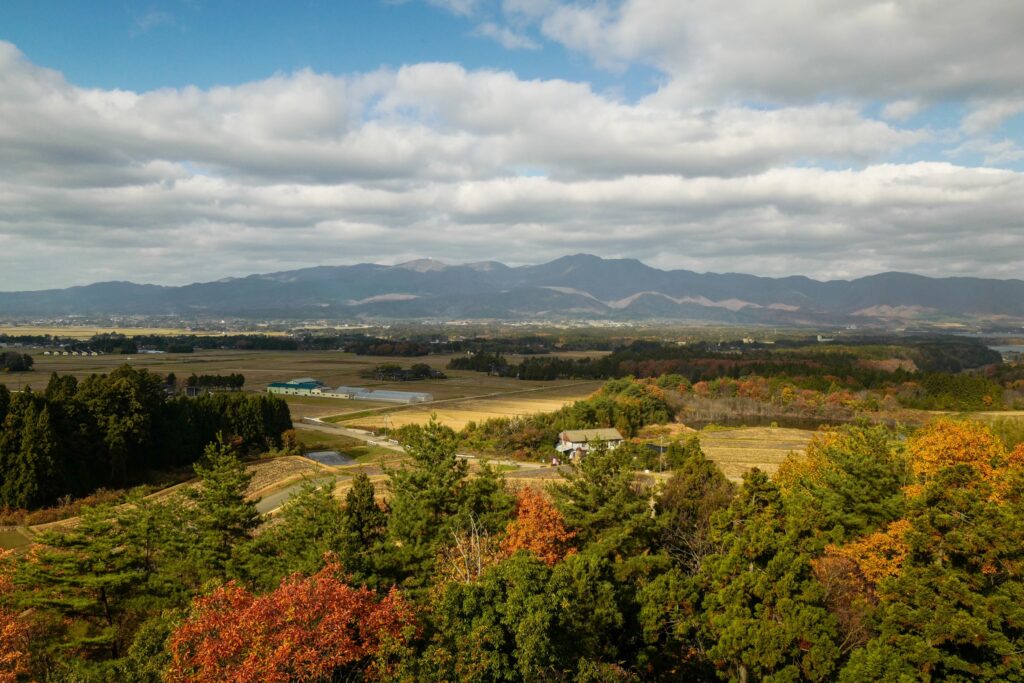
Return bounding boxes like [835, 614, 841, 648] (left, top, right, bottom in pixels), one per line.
[184, 440, 259, 581]
[14, 504, 150, 661]
[701, 470, 841, 682]
[840, 466, 1024, 682]
[233, 481, 345, 591]
[386, 418, 469, 583]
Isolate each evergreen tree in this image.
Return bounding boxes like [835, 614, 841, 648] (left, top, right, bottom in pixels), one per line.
[184, 440, 260, 581]
[233, 481, 346, 591]
[386, 418, 470, 584]
[338, 473, 387, 579]
[13, 503, 150, 662]
[549, 443, 654, 550]
[840, 466, 1024, 682]
[0, 399, 63, 509]
[659, 440, 736, 572]
[700, 470, 841, 682]
[0, 383, 9, 425]
[780, 426, 911, 551]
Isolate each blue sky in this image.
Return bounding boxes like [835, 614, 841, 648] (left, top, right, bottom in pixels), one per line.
[1, 0, 1023, 289]
[0, 1, 656, 97]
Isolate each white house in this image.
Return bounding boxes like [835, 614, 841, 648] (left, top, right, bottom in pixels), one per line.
[556, 428, 624, 458]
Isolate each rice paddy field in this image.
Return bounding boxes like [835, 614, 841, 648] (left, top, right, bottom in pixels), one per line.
[340, 381, 604, 431]
[1, 346, 609, 428]
[696, 426, 814, 480]
[0, 325, 283, 339]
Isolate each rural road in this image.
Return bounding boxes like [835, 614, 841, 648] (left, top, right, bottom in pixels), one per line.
[255, 473, 340, 514]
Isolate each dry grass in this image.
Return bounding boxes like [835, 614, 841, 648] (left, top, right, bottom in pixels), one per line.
[246, 456, 324, 496]
[697, 427, 813, 480]
[344, 381, 603, 430]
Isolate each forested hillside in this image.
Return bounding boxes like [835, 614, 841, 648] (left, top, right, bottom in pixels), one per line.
[0, 367, 292, 509]
[2, 417, 1024, 680]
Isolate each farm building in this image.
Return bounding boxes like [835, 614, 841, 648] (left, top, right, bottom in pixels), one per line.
[331, 386, 434, 404]
[267, 378, 326, 396]
[556, 428, 624, 457]
[267, 379, 433, 404]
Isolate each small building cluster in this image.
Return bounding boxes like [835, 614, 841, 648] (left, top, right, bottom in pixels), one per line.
[267, 378, 433, 404]
[42, 350, 101, 356]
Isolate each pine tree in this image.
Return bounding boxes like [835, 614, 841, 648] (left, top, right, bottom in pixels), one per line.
[233, 481, 345, 591]
[840, 466, 1024, 682]
[659, 440, 735, 572]
[386, 418, 469, 584]
[184, 440, 259, 581]
[701, 470, 841, 682]
[338, 473, 387, 580]
[13, 503, 150, 661]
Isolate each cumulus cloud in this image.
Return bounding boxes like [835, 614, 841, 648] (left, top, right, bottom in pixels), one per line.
[506, 0, 1024, 102]
[0, 37, 1022, 290]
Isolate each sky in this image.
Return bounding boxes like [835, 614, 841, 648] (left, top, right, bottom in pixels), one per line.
[1, 0, 1024, 290]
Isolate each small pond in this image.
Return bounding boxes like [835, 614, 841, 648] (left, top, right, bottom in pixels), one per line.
[304, 450, 356, 466]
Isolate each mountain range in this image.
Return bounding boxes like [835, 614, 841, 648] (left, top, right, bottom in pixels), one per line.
[3, 254, 1024, 325]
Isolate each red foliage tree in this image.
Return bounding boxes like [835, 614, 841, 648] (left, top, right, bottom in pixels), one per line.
[167, 562, 415, 683]
[499, 487, 576, 566]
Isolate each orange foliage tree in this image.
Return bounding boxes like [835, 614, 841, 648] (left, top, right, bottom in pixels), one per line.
[905, 418, 1024, 498]
[499, 487, 576, 566]
[907, 418, 1006, 480]
[0, 552, 31, 683]
[825, 518, 912, 586]
[167, 562, 415, 683]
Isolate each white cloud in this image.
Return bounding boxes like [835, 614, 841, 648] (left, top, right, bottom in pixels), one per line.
[474, 22, 541, 50]
[502, 0, 1024, 137]
[0, 39, 1022, 289]
[961, 98, 1024, 135]
[881, 99, 925, 122]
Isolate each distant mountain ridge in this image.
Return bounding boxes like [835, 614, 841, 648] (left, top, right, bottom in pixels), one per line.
[2, 254, 1023, 324]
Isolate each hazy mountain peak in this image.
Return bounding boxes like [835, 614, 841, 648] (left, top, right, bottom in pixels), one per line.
[396, 258, 449, 272]
[2, 255, 1023, 323]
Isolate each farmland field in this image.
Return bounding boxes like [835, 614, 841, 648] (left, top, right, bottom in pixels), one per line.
[0, 325, 285, 339]
[696, 426, 813, 480]
[3, 348, 609, 421]
[339, 381, 604, 431]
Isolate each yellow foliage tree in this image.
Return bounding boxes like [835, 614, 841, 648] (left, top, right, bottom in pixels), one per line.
[905, 418, 1022, 498]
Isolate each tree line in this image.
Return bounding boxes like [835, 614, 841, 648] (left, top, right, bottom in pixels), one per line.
[184, 372, 245, 390]
[0, 366, 290, 509]
[0, 352, 33, 372]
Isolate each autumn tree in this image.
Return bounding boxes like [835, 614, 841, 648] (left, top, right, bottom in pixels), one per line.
[0, 552, 30, 683]
[166, 562, 415, 683]
[905, 417, 1013, 494]
[840, 466, 1024, 681]
[500, 487, 576, 566]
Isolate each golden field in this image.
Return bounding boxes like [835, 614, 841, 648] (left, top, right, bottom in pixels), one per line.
[696, 426, 813, 480]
